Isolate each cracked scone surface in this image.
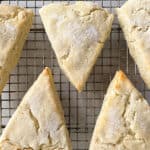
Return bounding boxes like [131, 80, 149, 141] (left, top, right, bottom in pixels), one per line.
[0, 67, 72, 150]
[90, 70, 150, 150]
[39, 2, 113, 91]
[116, 0, 150, 88]
[0, 5, 33, 94]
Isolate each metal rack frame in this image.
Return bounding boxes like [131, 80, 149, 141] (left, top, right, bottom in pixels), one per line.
[0, 0, 149, 149]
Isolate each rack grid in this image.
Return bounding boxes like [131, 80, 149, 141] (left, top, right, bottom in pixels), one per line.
[0, 0, 149, 149]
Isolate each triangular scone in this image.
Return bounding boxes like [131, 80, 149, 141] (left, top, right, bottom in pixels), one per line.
[116, 0, 150, 88]
[39, 2, 114, 91]
[0, 5, 33, 94]
[0, 67, 72, 150]
[90, 70, 150, 150]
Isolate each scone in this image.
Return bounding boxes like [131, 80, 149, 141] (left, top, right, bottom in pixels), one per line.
[116, 0, 150, 88]
[39, 2, 114, 92]
[0, 67, 72, 150]
[0, 5, 33, 94]
[90, 70, 150, 150]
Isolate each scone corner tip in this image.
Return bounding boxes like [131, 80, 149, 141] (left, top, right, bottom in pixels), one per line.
[113, 70, 129, 89]
[115, 70, 127, 79]
[75, 81, 85, 92]
[76, 86, 83, 93]
[42, 67, 52, 76]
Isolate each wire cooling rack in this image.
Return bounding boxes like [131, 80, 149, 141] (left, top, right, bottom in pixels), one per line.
[0, 0, 150, 150]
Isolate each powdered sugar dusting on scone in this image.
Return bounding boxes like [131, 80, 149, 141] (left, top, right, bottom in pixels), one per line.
[85, 26, 99, 41]
[67, 22, 99, 47]
[105, 107, 122, 139]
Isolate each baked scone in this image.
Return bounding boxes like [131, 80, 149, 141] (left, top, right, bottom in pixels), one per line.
[0, 67, 72, 150]
[0, 5, 33, 94]
[39, 2, 114, 91]
[90, 70, 150, 150]
[116, 0, 150, 88]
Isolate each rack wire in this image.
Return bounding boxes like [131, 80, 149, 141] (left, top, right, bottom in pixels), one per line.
[0, 0, 149, 150]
